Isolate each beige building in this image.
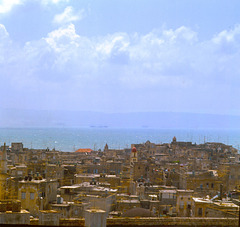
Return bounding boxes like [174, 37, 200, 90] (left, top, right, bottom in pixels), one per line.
[176, 190, 194, 217]
[18, 178, 58, 215]
[186, 170, 222, 197]
[192, 197, 239, 218]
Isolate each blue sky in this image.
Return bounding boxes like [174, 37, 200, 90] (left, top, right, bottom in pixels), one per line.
[1, 0, 240, 115]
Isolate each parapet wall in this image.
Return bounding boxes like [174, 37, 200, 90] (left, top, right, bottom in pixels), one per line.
[107, 217, 238, 226]
[28, 217, 239, 226]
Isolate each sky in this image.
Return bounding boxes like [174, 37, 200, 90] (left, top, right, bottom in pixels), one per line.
[0, 0, 240, 115]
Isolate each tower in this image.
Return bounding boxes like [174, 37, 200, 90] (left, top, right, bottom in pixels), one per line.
[0, 143, 7, 174]
[172, 136, 177, 143]
[104, 143, 108, 152]
[0, 143, 8, 199]
[130, 147, 138, 165]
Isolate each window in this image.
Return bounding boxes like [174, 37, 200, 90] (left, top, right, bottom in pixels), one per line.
[179, 201, 184, 209]
[211, 183, 214, 188]
[21, 192, 26, 199]
[17, 171, 23, 175]
[40, 192, 45, 198]
[198, 208, 203, 216]
[30, 192, 34, 200]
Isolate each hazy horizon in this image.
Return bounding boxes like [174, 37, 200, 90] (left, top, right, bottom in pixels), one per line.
[1, 108, 240, 129]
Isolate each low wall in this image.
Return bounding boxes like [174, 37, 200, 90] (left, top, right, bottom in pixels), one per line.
[60, 218, 85, 226]
[0, 211, 30, 225]
[26, 217, 238, 226]
[107, 217, 238, 226]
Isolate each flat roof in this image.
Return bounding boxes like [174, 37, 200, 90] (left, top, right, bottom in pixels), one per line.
[20, 179, 47, 183]
[159, 190, 177, 193]
[118, 200, 140, 203]
[214, 202, 238, 208]
[192, 198, 211, 203]
[51, 203, 70, 207]
[85, 209, 105, 213]
[177, 189, 194, 193]
[61, 185, 81, 189]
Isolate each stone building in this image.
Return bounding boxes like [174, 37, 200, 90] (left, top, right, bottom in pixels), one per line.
[18, 177, 58, 215]
[176, 190, 194, 217]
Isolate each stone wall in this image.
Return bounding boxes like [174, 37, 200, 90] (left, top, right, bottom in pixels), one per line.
[0, 210, 30, 225]
[107, 217, 238, 226]
[28, 217, 238, 226]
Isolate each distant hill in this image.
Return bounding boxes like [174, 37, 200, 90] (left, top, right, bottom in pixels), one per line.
[0, 108, 240, 129]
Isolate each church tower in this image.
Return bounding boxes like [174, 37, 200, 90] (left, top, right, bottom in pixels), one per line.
[104, 143, 109, 152]
[130, 147, 138, 165]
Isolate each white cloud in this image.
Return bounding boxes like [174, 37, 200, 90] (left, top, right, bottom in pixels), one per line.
[162, 26, 198, 44]
[212, 25, 240, 45]
[0, 0, 70, 14]
[41, 0, 69, 5]
[0, 24, 13, 63]
[53, 6, 84, 24]
[0, 24, 9, 38]
[16, 24, 240, 87]
[44, 23, 80, 51]
[1, 24, 240, 113]
[0, 0, 23, 14]
[96, 33, 130, 59]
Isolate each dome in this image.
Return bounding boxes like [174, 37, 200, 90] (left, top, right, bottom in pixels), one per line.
[132, 147, 137, 153]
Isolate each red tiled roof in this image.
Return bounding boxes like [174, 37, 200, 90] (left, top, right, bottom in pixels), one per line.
[75, 148, 92, 153]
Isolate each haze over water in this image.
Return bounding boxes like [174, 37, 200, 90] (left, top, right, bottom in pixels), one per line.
[0, 128, 239, 152]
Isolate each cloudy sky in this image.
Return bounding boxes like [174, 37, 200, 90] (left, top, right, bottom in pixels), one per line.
[1, 0, 240, 115]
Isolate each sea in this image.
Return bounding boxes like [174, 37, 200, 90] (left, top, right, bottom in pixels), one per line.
[0, 128, 240, 152]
